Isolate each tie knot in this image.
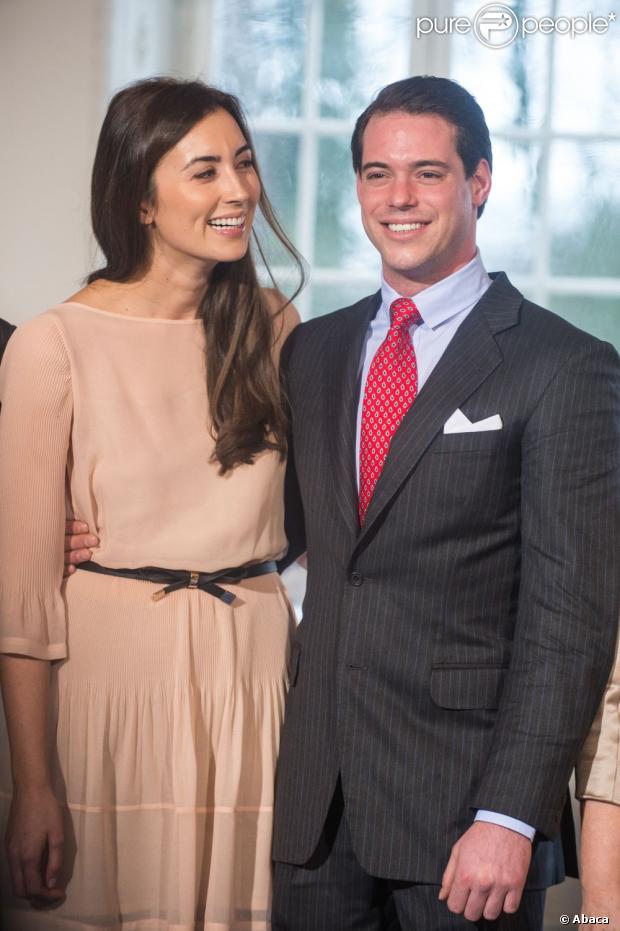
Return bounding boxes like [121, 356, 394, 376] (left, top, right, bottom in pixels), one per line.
[390, 297, 421, 331]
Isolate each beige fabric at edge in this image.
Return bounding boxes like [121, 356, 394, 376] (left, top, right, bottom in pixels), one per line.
[577, 624, 620, 805]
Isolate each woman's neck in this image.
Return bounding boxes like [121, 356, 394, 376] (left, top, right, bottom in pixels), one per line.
[68, 255, 213, 320]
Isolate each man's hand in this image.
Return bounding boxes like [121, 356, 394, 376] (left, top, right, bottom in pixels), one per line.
[64, 520, 98, 576]
[439, 821, 532, 922]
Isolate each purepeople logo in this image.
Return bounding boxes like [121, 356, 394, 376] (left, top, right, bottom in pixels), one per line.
[416, 3, 616, 48]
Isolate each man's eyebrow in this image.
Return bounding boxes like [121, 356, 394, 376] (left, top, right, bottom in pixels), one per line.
[183, 143, 252, 170]
[360, 158, 450, 172]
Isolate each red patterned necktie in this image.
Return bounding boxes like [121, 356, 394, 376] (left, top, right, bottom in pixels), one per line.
[358, 297, 422, 525]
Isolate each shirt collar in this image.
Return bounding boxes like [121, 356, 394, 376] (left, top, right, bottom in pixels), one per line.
[379, 250, 492, 330]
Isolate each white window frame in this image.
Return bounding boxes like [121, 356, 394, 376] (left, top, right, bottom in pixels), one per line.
[107, 0, 620, 318]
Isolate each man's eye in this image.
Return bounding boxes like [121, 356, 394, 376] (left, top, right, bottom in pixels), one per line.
[420, 171, 441, 180]
[366, 172, 386, 181]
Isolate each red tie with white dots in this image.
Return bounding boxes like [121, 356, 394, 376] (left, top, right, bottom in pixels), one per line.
[358, 297, 422, 525]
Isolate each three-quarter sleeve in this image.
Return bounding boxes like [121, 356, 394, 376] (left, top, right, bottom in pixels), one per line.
[0, 313, 72, 660]
[576, 625, 620, 804]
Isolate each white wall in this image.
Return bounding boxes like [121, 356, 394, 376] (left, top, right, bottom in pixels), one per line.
[0, 0, 108, 324]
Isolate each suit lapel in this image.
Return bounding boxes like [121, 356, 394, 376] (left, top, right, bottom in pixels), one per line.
[356, 273, 523, 548]
[326, 292, 381, 538]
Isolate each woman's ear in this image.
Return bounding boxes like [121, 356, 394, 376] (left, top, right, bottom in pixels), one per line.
[139, 201, 155, 225]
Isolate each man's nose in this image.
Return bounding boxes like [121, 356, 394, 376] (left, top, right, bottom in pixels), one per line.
[388, 177, 418, 209]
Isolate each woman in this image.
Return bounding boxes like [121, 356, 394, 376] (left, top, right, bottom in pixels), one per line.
[577, 631, 620, 927]
[0, 77, 303, 930]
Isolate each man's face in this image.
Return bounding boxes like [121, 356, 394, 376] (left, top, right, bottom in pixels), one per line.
[356, 111, 491, 295]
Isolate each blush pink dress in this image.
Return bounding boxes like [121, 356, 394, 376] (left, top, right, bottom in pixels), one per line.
[0, 302, 298, 931]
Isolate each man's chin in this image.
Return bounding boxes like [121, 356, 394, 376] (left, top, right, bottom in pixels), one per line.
[382, 253, 432, 282]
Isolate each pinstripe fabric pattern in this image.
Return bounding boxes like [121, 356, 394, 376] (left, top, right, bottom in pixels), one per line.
[0, 319, 15, 364]
[393, 885, 545, 930]
[273, 273, 620, 884]
[272, 780, 546, 929]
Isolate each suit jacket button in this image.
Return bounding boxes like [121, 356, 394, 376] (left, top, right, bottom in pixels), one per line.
[350, 570, 363, 586]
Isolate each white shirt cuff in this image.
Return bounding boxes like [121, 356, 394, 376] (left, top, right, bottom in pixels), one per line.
[474, 809, 536, 841]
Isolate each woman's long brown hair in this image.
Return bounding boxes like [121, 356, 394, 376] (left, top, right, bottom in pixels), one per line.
[88, 77, 304, 471]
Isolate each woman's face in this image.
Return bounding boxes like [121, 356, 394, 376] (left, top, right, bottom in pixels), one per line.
[143, 107, 261, 272]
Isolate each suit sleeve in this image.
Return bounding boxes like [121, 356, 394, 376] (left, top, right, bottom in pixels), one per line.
[0, 315, 72, 660]
[472, 340, 620, 837]
[277, 326, 306, 573]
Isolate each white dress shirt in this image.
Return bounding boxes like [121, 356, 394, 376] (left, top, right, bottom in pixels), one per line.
[355, 251, 535, 842]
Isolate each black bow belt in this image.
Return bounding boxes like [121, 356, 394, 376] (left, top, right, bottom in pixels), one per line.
[75, 560, 278, 605]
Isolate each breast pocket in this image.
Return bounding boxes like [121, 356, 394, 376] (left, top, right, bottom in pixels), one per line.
[430, 664, 507, 710]
[432, 431, 506, 456]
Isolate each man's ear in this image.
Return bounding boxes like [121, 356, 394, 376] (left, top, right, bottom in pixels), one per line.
[471, 159, 492, 212]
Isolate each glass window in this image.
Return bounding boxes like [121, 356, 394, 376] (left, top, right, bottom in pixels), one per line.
[254, 132, 300, 243]
[211, 0, 309, 118]
[552, 0, 620, 134]
[449, 0, 620, 342]
[549, 295, 620, 350]
[549, 141, 620, 279]
[319, 0, 412, 120]
[314, 136, 375, 270]
[204, 0, 412, 317]
[125, 0, 620, 336]
[477, 140, 543, 276]
[451, 0, 551, 131]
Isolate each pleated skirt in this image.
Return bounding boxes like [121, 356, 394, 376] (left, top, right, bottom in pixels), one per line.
[0, 569, 295, 930]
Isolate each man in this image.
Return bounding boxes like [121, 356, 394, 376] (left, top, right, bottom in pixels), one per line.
[270, 77, 620, 929]
[0, 319, 15, 363]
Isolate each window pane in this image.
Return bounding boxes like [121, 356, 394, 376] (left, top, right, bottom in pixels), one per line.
[549, 295, 620, 350]
[252, 134, 302, 300]
[549, 141, 620, 278]
[552, 1, 620, 132]
[477, 139, 542, 276]
[254, 133, 299, 242]
[314, 136, 377, 270]
[212, 0, 308, 118]
[310, 281, 378, 318]
[450, 0, 552, 131]
[319, 0, 411, 119]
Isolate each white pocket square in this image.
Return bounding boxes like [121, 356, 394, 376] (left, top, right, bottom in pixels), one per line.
[443, 409, 503, 434]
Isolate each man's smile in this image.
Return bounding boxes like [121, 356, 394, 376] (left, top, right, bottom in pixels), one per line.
[381, 220, 430, 234]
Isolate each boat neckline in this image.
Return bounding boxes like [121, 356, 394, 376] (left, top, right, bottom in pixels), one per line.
[59, 301, 202, 324]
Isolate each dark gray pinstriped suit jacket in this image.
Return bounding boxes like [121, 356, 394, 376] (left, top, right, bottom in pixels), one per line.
[0, 319, 15, 363]
[273, 272, 620, 885]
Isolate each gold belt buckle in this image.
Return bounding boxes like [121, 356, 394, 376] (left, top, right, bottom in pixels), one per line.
[188, 571, 200, 589]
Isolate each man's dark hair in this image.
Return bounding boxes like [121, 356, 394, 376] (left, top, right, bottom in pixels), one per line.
[351, 75, 492, 217]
